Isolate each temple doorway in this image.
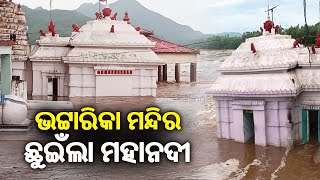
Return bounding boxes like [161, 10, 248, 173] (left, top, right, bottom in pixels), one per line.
[243, 110, 255, 143]
[48, 77, 58, 97]
[302, 109, 320, 144]
[309, 110, 319, 142]
[52, 78, 58, 96]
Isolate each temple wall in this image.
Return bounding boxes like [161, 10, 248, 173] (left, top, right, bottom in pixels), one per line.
[265, 100, 293, 147]
[31, 62, 158, 98]
[132, 67, 157, 97]
[69, 64, 96, 97]
[69, 64, 157, 97]
[215, 98, 294, 148]
[12, 61, 26, 79]
[25, 59, 33, 95]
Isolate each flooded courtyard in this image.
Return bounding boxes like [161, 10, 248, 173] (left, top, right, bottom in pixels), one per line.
[0, 50, 319, 179]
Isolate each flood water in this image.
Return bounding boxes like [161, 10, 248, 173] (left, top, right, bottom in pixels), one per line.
[0, 50, 320, 179]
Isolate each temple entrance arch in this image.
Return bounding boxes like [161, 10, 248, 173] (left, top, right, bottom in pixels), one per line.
[48, 77, 58, 97]
[243, 110, 255, 143]
[231, 100, 266, 146]
[41, 73, 64, 98]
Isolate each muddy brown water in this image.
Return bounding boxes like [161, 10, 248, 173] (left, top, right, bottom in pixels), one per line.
[0, 50, 319, 179]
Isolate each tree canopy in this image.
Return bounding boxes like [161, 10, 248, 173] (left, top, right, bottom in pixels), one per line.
[194, 23, 320, 50]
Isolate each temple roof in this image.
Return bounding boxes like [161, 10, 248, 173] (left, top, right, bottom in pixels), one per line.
[219, 35, 298, 72]
[147, 36, 200, 54]
[31, 9, 163, 65]
[30, 46, 71, 61]
[63, 48, 161, 64]
[69, 19, 156, 48]
[139, 28, 154, 37]
[37, 35, 71, 46]
[210, 72, 301, 97]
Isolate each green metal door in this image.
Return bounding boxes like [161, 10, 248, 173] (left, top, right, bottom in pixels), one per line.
[302, 109, 308, 144]
[1, 54, 12, 95]
[318, 111, 320, 144]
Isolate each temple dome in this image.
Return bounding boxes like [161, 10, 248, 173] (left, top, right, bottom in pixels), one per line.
[219, 35, 298, 72]
[34, 12, 162, 65]
[69, 18, 156, 47]
[209, 34, 305, 97]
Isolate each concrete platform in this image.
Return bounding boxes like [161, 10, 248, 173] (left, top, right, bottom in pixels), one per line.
[27, 100, 73, 110]
[0, 119, 33, 132]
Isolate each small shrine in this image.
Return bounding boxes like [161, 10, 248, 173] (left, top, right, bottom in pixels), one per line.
[30, 5, 163, 97]
[209, 16, 320, 147]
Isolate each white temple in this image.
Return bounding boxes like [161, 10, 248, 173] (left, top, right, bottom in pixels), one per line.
[30, 7, 163, 97]
[210, 19, 320, 147]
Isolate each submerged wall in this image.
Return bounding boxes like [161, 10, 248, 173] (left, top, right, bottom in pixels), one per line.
[215, 98, 294, 148]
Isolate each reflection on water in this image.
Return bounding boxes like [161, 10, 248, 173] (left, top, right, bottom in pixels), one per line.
[1, 50, 320, 179]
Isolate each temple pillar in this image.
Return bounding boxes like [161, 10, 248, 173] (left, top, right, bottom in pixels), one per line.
[163, 64, 167, 82]
[1, 54, 12, 95]
[42, 75, 47, 96]
[158, 66, 163, 82]
[175, 63, 180, 83]
[233, 109, 245, 143]
[59, 76, 64, 97]
[254, 110, 267, 146]
[190, 63, 197, 82]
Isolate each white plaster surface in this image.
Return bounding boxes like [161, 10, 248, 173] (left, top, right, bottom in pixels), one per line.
[209, 33, 317, 147]
[0, 95, 27, 125]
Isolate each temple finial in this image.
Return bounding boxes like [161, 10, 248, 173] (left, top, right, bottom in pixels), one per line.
[123, 11, 130, 22]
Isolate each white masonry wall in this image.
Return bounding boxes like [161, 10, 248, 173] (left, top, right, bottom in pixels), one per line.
[69, 64, 158, 97]
[215, 98, 293, 148]
[265, 99, 293, 147]
[69, 64, 96, 97]
[132, 66, 157, 97]
[12, 61, 26, 80]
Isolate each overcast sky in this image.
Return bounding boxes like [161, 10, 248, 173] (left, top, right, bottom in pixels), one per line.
[14, 0, 320, 34]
